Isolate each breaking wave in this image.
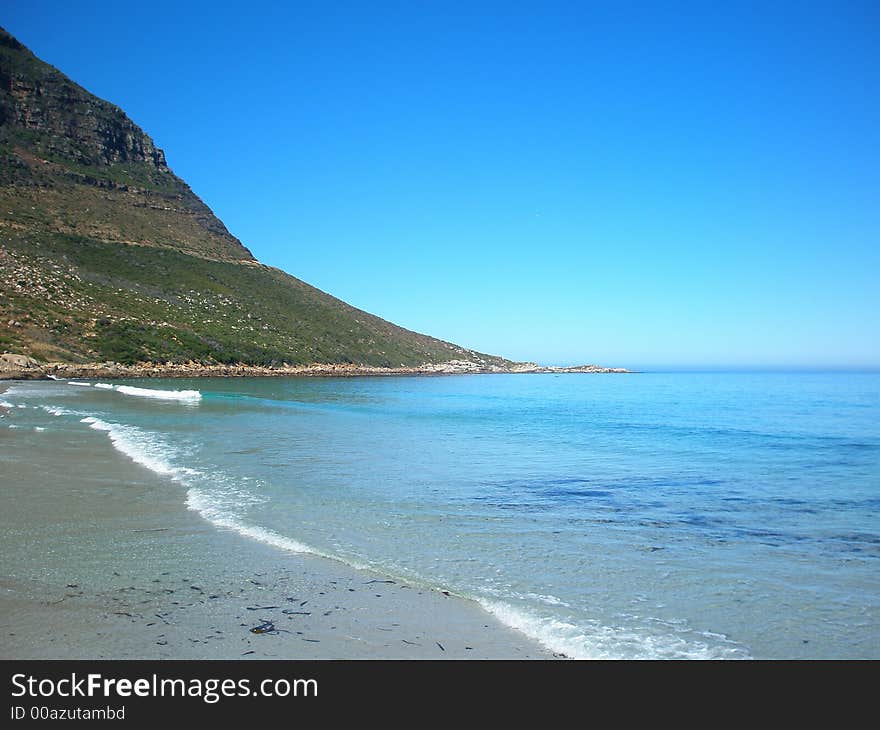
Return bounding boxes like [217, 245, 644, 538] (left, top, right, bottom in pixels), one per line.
[115, 385, 202, 402]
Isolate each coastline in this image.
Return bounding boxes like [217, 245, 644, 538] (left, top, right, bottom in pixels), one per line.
[0, 387, 556, 659]
[0, 354, 633, 381]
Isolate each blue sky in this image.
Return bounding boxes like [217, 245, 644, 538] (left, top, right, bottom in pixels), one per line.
[4, 1, 878, 367]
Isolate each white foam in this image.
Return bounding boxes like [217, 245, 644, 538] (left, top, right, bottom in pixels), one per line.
[476, 598, 749, 660]
[477, 599, 600, 659]
[69, 415, 322, 568]
[185, 488, 318, 555]
[40, 405, 70, 417]
[0, 400, 13, 408]
[94, 383, 115, 390]
[480, 585, 571, 608]
[116, 385, 201, 401]
[8, 424, 18, 429]
[16, 404, 26, 409]
[67, 381, 92, 387]
[47, 374, 60, 380]
[79, 416, 191, 478]
[185, 482, 385, 575]
[524, 592, 570, 607]
[34, 427, 45, 432]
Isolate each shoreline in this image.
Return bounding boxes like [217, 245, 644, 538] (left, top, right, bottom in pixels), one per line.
[1, 355, 633, 381]
[0, 385, 558, 659]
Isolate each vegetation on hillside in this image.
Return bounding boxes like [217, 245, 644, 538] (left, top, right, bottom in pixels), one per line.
[0, 231, 504, 367]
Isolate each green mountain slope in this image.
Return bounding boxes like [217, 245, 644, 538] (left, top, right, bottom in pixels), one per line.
[0, 28, 509, 368]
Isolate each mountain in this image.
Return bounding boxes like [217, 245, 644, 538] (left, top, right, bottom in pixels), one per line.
[0, 27, 511, 370]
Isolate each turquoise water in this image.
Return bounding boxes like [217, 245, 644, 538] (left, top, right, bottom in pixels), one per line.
[3, 372, 878, 658]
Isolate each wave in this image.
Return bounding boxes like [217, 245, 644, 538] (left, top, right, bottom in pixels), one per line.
[184, 488, 336, 559]
[73, 413, 342, 564]
[40, 405, 72, 417]
[67, 381, 92, 387]
[476, 598, 747, 660]
[189, 502, 744, 659]
[72, 410, 748, 661]
[94, 383, 115, 390]
[115, 385, 201, 401]
[523, 592, 570, 607]
[79, 416, 194, 479]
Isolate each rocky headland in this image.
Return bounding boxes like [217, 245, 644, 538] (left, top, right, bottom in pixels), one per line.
[1, 28, 626, 376]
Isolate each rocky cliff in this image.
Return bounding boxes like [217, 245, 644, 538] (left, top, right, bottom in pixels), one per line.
[0, 31, 168, 169]
[0, 28, 253, 262]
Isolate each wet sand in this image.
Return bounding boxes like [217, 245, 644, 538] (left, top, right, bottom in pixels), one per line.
[0, 390, 554, 659]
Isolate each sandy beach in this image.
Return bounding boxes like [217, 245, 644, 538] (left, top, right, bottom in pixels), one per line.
[0, 387, 554, 660]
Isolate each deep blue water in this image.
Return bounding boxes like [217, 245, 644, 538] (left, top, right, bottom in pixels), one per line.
[4, 372, 878, 658]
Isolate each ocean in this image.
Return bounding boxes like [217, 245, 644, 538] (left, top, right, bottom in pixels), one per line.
[2, 371, 878, 659]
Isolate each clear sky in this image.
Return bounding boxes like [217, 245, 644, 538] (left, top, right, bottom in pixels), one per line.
[4, 1, 878, 368]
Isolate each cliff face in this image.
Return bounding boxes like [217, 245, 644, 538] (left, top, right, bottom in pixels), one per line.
[0, 31, 168, 170]
[0, 28, 511, 369]
[0, 27, 253, 262]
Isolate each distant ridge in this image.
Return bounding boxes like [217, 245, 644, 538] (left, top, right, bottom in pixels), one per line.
[0, 27, 514, 369]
